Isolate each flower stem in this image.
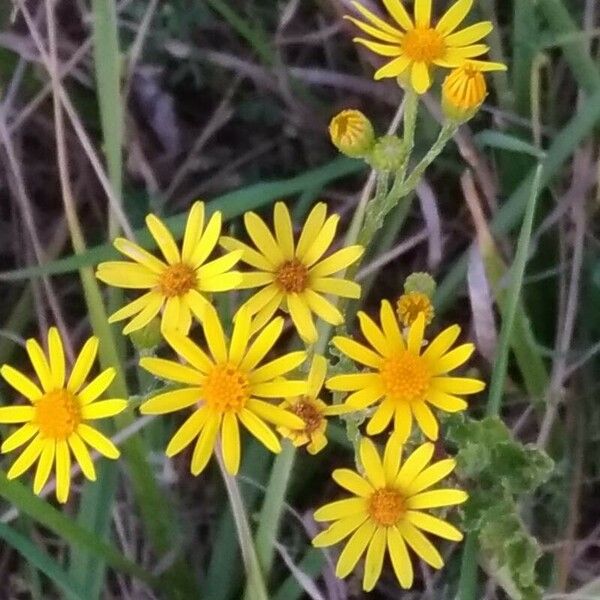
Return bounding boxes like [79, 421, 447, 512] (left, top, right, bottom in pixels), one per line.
[218, 454, 269, 600]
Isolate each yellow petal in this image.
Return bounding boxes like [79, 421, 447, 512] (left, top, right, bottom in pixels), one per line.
[382, 0, 414, 30]
[78, 368, 116, 405]
[366, 399, 394, 436]
[431, 376, 485, 395]
[121, 293, 164, 335]
[327, 372, 382, 392]
[96, 262, 158, 288]
[406, 510, 463, 541]
[312, 277, 361, 299]
[332, 468, 374, 497]
[445, 21, 492, 46]
[1, 423, 38, 452]
[300, 214, 339, 267]
[164, 330, 213, 373]
[190, 212, 222, 268]
[423, 324, 460, 361]
[244, 211, 285, 265]
[296, 203, 327, 259]
[239, 409, 281, 453]
[7, 434, 44, 479]
[199, 272, 241, 296]
[350, 0, 404, 37]
[252, 380, 306, 398]
[406, 458, 456, 495]
[242, 284, 280, 315]
[335, 520, 376, 579]
[181, 201, 205, 263]
[240, 317, 284, 371]
[307, 354, 328, 398]
[0, 405, 35, 423]
[380, 300, 404, 351]
[47, 327, 65, 389]
[374, 54, 411, 80]
[25, 339, 52, 392]
[395, 442, 434, 488]
[363, 526, 386, 592]
[436, 0, 473, 35]
[197, 251, 242, 280]
[406, 312, 425, 354]
[383, 431, 404, 483]
[166, 407, 210, 456]
[412, 401, 439, 440]
[140, 357, 203, 386]
[249, 351, 306, 384]
[344, 386, 384, 410]
[273, 202, 295, 261]
[34, 440, 55, 494]
[406, 488, 468, 509]
[77, 424, 120, 459]
[202, 305, 228, 363]
[67, 336, 99, 393]
[431, 343, 474, 374]
[411, 61, 431, 94]
[427, 389, 468, 412]
[392, 401, 413, 443]
[354, 37, 403, 57]
[288, 294, 317, 344]
[220, 236, 275, 271]
[146, 213, 180, 264]
[248, 293, 282, 335]
[314, 497, 367, 522]
[304, 290, 343, 326]
[246, 399, 304, 428]
[1, 365, 43, 402]
[397, 520, 443, 568]
[312, 513, 368, 547]
[55, 440, 71, 504]
[221, 412, 241, 475]
[81, 399, 128, 420]
[357, 311, 391, 357]
[359, 437, 385, 488]
[414, 0, 431, 28]
[345, 15, 402, 44]
[68, 433, 96, 481]
[190, 413, 220, 475]
[332, 336, 383, 369]
[309, 245, 364, 278]
[184, 289, 211, 322]
[114, 237, 166, 273]
[229, 307, 251, 365]
[387, 526, 414, 588]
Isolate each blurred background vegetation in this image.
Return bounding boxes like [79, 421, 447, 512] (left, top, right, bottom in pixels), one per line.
[0, 0, 599, 598]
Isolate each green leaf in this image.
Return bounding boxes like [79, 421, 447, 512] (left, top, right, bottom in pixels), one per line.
[475, 131, 545, 160]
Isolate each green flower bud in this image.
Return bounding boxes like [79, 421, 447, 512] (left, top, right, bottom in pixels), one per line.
[129, 317, 162, 351]
[367, 135, 407, 172]
[404, 272, 436, 298]
[329, 109, 375, 158]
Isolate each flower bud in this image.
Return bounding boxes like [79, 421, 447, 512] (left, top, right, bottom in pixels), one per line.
[129, 317, 162, 350]
[367, 135, 407, 172]
[329, 109, 375, 158]
[404, 272, 436, 297]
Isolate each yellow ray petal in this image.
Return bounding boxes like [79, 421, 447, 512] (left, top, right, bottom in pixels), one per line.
[164, 331, 213, 375]
[114, 237, 166, 273]
[96, 262, 158, 288]
[312, 512, 368, 547]
[332, 468, 374, 497]
[344, 386, 385, 410]
[108, 292, 156, 323]
[411, 61, 431, 94]
[68, 433, 96, 481]
[47, 328, 65, 390]
[273, 202, 295, 261]
[309, 245, 364, 278]
[380, 300, 404, 351]
[314, 497, 367, 522]
[0, 405, 36, 423]
[327, 372, 382, 392]
[162, 296, 182, 333]
[244, 211, 285, 265]
[366, 399, 395, 436]
[181, 201, 205, 262]
[445, 21, 492, 46]
[185, 289, 211, 322]
[242, 284, 280, 316]
[78, 368, 116, 405]
[121, 293, 164, 335]
[435, 0, 473, 35]
[1, 365, 43, 402]
[359, 437, 385, 488]
[295, 203, 327, 260]
[246, 398, 304, 428]
[221, 412, 241, 475]
[300, 214, 339, 267]
[383, 432, 404, 483]
[252, 380, 306, 398]
[190, 212, 222, 268]
[55, 439, 71, 504]
[146, 213, 180, 264]
[353, 37, 403, 57]
[249, 351, 306, 384]
[357, 312, 391, 357]
[33, 440, 55, 494]
[331, 336, 383, 369]
[304, 290, 343, 326]
[412, 401, 439, 440]
[406, 488, 468, 509]
[77, 424, 120, 459]
[393, 401, 413, 443]
[202, 306, 228, 363]
[25, 339, 52, 392]
[229, 307, 251, 365]
[307, 354, 327, 398]
[140, 357, 204, 385]
[240, 317, 283, 371]
[1, 423, 38, 453]
[414, 0, 431, 28]
[312, 277, 361, 299]
[81, 399, 128, 420]
[7, 435, 44, 479]
[336, 520, 377, 579]
[350, 0, 404, 37]
[166, 407, 210, 456]
[387, 526, 414, 588]
[344, 15, 402, 44]
[196, 250, 242, 280]
[406, 510, 463, 541]
[382, 0, 413, 30]
[363, 526, 386, 592]
[288, 293, 318, 344]
[190, 413, 220, 475]
[397, 520, 443, 568]
[395, 442, 434, 488]
[67, 336, 99, 393]
[220, 236, 275, 271]
[422, 324, 461, 361]
[374, 54, 411, 80]
[406, 312, 425, 354]
[406, 459, 456, 496]
[248, 292, 282, 335]
[238, 409, 281, 453]
[431, 376, 485, 395]
[431, 343, 474, 374]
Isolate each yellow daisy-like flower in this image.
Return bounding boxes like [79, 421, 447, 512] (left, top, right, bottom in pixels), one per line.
[347, 0, 494, 93]
[313, 434, 466, 591]
[278, 355, 353, 454]
[96, 201, 242, 335]
[327, 300, 485, 441]
[442, 59, 507, 121]
[396, 291, 435, 327]
[139, 306, 306, 475]
[220, 202, 364, 344]
[0, 328, 127, 503]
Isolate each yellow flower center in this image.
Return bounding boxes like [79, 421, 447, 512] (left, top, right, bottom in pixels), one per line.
[158, 263, 197, 297]
[203, 363, 250, 413]
[369, 488, 406, 526]
[291, 397, 323, 434]
[402, 27, 445, 63]
[379, 352, 430, 404]
[276, 259, 309, 294]
[397, 291, 435, 327]
[36, 389, 81, 440]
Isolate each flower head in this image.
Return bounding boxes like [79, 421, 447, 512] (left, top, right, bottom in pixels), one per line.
[442, 59, 507, 121]
[327, 300, 485, 441]
[220, 202, 364, 344]
[397, 291, 434, 327]
[0, 328, 127, 503]
[312, 434, 467, 590]
[278, 355, 352, 454]
[347, 0, 495, 93]
[329, 109, 375, 158]
[139, 306, 306, 475]
[96, 202, 242, 335]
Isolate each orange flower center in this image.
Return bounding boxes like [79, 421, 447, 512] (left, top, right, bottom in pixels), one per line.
[369, 488, 406, 526]
[276, 259, 309, 293]
[379, 352, 430, 403]
[291, 397, 323, 434]
[36, 389, 81, 439]
[397, 291, 435, 327]
[158, 263, 197, 297]
[203, 363, 250, 413]
[402, 27, 445, 63]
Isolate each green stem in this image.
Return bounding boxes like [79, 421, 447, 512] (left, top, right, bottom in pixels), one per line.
[219, 456, 269, 600]
[457, 534, 479, 600]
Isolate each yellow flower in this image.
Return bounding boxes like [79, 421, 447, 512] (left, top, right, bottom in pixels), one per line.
[96, 202, 242, 336]
[220, 202, 364, 344]
[396, 291, 434, 327]
[139, 306, 306, 476]
[329, 109, 375, 158]
[442, 59, 507, 121]
[347, 0, 495, 93]
[278, 355, 353, 454]
[313, 434, 466, 591]
[0, 328, 126, 503]
[327, 300, 485, 441]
